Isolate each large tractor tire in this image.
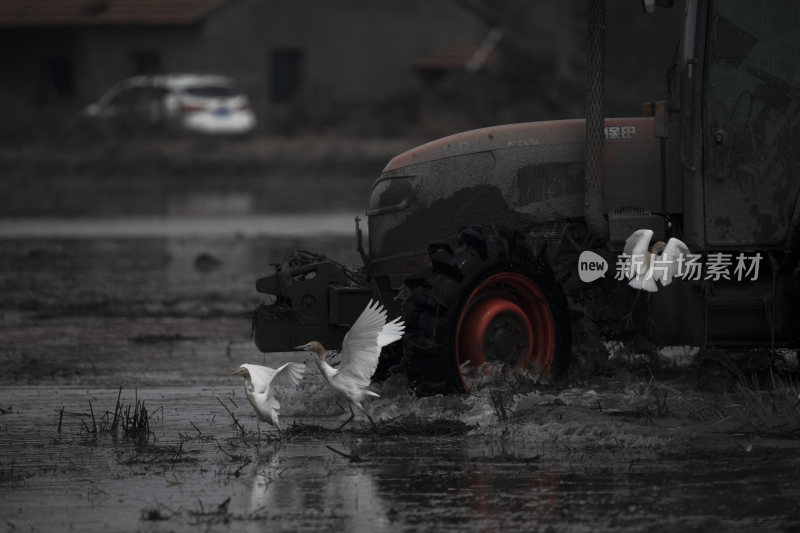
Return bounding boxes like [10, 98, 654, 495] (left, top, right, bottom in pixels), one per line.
[402, 225, 571, 395]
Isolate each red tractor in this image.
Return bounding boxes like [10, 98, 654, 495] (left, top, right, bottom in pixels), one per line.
[252, 0, 800, 394]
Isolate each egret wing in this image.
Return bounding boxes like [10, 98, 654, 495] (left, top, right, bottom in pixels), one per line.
[266, 361, 305, 412]
[623, 229, 653, 279]
[655, 238, 691, 286]
[378, 316, 405, 348]
[271, 362, 306, 388]
[339, 300, 390, 386]
[242, 364, 276, 395]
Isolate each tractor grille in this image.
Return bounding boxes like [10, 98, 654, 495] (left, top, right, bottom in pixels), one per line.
[611, 205, 651, 216]
[512, 162, 582, 207]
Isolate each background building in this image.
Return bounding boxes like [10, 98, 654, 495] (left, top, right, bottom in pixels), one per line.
[0, 0, 682, 134]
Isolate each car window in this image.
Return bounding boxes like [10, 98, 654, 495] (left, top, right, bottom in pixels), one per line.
[185, 86, 238, 98]
[113, 86, 168, 104]
[110, 87, 146, 107]
[148, 87, 170, 102]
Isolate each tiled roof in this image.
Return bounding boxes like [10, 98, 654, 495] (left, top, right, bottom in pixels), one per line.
[0, 0, 229, 27]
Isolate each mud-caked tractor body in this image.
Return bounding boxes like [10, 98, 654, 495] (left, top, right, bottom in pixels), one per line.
[252, 0, 800, 394]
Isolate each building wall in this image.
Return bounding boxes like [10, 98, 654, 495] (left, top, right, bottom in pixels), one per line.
[77, 26, 202, 103]
[0, 29, 78, 105]
[0, 0, 683, 127]
[202, 0, 489, 115]
[68, 0, 488, 121]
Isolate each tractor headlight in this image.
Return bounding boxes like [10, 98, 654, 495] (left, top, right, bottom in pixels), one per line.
[367, 176, 420, 215]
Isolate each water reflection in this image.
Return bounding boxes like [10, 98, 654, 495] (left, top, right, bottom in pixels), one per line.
[246, 442, 391, 532]
[245, 445, 282, 514]
[241, 437, 564, 531]
[456, 469, 559, 525]
[372, 452, 561, 531]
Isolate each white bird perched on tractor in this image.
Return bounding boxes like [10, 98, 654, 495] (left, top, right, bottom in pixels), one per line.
[623, 228, 691, 292]
[232, 361, 306, 433]
[294, 299, 405, 430]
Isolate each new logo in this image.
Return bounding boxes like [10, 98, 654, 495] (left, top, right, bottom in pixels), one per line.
[578, 251, 608, 283]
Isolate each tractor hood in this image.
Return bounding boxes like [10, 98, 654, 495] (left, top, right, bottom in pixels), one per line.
[384, 119, 588, 172]
[370, 116, 664, 280]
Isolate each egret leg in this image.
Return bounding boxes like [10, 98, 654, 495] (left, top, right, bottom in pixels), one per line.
[620, 290, 641, 329]
[337, 405, 355, 431]
[644, 292, 659, 333]
[366, 412, 376, 429]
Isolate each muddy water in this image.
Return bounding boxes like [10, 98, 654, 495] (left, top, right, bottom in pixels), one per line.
[1, 218, 799, 532]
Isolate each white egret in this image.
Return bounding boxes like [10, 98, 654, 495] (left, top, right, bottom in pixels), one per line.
[653, 237, 691, 287]
[295, 299, 405, 429]
[232, 361, 306, 432]
[623, 229, 690, 292]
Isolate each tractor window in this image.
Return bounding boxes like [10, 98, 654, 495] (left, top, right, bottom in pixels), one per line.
[703, 0, 800, 245]
[712, 1, 800, 89]
[707, 0, 800, 132]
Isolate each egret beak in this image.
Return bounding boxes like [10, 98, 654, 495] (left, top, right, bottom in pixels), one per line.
[293, 344, 309, 351]
[232, 367, 246, 376]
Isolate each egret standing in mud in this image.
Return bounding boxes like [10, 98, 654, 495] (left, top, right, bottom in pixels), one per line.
[295, 299, 405, 429]
[232, 362, 306, 433]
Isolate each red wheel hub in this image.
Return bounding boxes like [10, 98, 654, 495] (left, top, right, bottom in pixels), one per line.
[459, 297, 533, 367]
[455, 272, 555, 378]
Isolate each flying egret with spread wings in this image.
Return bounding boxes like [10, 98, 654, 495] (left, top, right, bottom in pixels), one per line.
[295, 299, 405, 429]
[232, 361, 306, 433]
[623, 229, 690, 292]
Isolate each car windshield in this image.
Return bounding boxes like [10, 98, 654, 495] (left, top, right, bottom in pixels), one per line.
[185, 86, 238, 98]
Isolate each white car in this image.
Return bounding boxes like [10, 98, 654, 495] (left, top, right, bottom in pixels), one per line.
[85, 73, 257, 135]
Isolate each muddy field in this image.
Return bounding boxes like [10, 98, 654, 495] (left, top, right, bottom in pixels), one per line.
[0, 135, 419, 218]
[1, 138, 799, 531]
[0, 221, 798, 533]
